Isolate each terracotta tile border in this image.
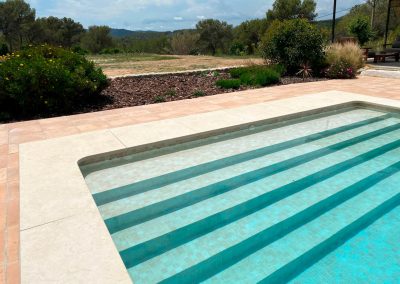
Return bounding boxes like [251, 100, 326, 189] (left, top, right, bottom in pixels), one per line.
[0, 76, 400, 283]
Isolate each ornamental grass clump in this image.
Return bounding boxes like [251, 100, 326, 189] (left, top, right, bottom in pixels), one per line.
[216, 79, 241, 89]
[325, 42, 364, 79]
[0, 45, 108, 121]
[225, 65, 282, 88]
[239, 68, 280, 86]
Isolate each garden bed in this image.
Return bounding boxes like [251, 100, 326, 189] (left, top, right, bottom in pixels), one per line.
[2, 70, 328, 123]
[93, 70, 327, 111]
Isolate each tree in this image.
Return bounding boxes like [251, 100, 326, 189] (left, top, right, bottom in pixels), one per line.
[81, 26, 113, 53]
[170, 31, 199, 55]
[266, 0, 317, 21]
[34, 17, 84, 47]
[0, 0, 35, 51]
[349, 16, 373, 46]
[196, 19, 233, 55]
[233, 19, 268, 54]
[336, 1, 400, 40]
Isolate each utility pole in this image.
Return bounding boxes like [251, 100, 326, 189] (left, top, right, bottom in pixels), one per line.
[384, 0, 392, 47]
[370, 0, 376, 28]
[331, 0, 337, 43]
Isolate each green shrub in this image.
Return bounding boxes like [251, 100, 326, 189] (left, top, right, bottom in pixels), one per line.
[229, 67, 248, 78]
[240, 68, 280, 86]
[260, 19, 325, 74]
[193, 90, 207, 97]
[325, 60, 356, 79]
[72, 46, 89, 55]
[0, 45, 108, 120]
[212, 71, 220, 77]
[154, 95, 166, 103]
[228, 65, 281, 87]
[270, 64, 286, 76]
[99, 48, 122, 55]
[216, 79, 241, 89]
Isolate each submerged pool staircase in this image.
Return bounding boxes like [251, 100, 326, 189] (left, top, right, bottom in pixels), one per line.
[91, 112, 400, 283]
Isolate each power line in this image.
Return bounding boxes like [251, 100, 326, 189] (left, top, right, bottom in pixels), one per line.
[314, 7, 353, 20]
[314, 0, 369, 20]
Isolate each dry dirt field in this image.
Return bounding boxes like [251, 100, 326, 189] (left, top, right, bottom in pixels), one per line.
[87, 54, 264, 77]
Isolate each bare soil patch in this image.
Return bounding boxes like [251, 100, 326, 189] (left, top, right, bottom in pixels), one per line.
[90, 54, 264, 77]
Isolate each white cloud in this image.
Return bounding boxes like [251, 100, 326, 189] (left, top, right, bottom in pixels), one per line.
[173, 16, 183, 21]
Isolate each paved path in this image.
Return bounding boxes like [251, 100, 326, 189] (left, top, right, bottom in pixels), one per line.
[1, 76, 400, 283]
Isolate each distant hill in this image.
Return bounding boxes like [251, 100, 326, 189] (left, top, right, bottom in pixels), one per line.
[111, 18, 343, 40]
[110, 29, 136, 37]
[314, 16, 344, 30]
[110, 29, 169, 39]
[110, 28, 195, 39]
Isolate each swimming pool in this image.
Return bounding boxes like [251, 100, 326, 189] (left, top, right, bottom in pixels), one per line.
[80, 105, 400, 283]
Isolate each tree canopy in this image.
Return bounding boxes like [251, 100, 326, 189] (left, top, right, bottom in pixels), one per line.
[81, 26, 113, 53]
[349, 15, 373, 46]
[0, 0, 398, 55]
[233, 19, 268, 54]
[196, 19, 233, 55]
[34, 17, 85, 47]
[0, 0, 35, 51]
[266, 0, 317, 21]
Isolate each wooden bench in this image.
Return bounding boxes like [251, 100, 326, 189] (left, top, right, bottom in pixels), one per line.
[374, 52, 400, 63]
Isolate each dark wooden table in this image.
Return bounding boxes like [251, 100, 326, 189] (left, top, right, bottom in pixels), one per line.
[374, 52, 400, 63]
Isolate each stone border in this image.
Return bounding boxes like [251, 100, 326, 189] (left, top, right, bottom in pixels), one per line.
[19, 91, 400, 283]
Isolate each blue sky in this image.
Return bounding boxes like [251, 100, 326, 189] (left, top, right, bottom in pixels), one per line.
[26, 0, 366, 31]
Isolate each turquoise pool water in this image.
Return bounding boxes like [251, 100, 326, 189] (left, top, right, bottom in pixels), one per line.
[81, 107, 400, 283]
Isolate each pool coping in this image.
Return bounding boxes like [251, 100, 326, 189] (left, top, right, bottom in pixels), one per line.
[19, 91, 400, 283]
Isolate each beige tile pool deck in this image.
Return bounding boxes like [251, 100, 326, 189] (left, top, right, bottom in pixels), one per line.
[1, 76, 400, 283]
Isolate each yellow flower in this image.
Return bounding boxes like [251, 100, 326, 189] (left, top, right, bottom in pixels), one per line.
[20, 63, 24, 67]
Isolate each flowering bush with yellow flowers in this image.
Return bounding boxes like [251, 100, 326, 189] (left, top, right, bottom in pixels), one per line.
[0, 45, 108, 121]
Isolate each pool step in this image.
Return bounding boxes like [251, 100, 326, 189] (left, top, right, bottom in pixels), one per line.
[98, 116, 399, 221]
[196, 166, 400, 283]
[93, 114, 392, 206]
[111, 135, 400, 254]
[260, 193, 400, 284]
[119, 140, 400, 270]
[127, 161, 400, 283]
[290, 205, 400, 283]
[105, 123, 400, 234]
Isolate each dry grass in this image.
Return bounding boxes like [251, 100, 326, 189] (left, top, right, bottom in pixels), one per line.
[325, 42, 365, 70]
[88, 54, 263, 77]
